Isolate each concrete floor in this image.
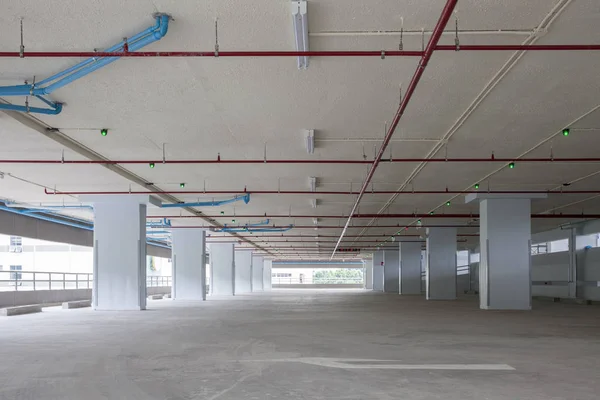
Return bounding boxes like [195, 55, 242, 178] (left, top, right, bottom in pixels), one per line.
[0, 290, 599, 399]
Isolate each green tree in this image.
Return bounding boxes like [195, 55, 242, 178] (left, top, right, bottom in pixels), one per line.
[147, 256, 157, 272]
[313, 269, 363, 284]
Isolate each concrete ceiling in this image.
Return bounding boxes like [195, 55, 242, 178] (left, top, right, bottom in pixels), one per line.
[1, 0, 600, 259]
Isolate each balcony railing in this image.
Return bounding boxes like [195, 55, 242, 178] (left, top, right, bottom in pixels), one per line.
[272, 277, 364, 285]
[0, 271, 171, 291]
[147, 275, 172, 287]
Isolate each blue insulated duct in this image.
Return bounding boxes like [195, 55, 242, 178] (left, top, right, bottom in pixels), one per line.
[223, 219, 270, 228]
[0, 14, 170, 115]
[218, 224, 294, 234]
[160, 193, 250, 208]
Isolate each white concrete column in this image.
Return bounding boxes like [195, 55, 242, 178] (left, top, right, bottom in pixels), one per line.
[234, 251, 253, 293]
[372, 250, 384, 291]
[383, 249, 400, 293]
[251, 255, 264, 291]
[467, 193, 545, 310]
[399, 241, 422, 295]
[364, 259, 374, 290]
[83, 195, 159, 311]
[171, 229, 206, 300]
[209, 243, 235, 295]
[263, 259, 272, 291]
[426, 227, 457, 300]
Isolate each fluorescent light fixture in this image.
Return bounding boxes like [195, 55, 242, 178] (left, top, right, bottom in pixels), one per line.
[309, 176, 317, 192]
[291, 0, 309, 69]
[306, 129, 315, 154]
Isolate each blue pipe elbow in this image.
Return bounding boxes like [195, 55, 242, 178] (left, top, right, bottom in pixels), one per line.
[154, 14, 170, 39]
[160, 194, 251, 208]
[0, 14, 171, 115]
[0, 101, 62, 115]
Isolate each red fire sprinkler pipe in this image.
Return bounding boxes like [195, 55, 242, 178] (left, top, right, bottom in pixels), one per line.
[0, 50, 425, 58]
[153, 213, 600, 220]
[44, 188, 600, 196]
[169, 224, 478, 229]
[330, 0, 459, 258]
[1, 45, 600, 59]
[14, 156, 600, 167]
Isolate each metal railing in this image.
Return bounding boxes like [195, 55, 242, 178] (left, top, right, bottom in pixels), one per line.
[147, 276, 172, 287]
[0, 270, 93, 291]
[272, 277, 364, 285]
[0, 270, 172, 291]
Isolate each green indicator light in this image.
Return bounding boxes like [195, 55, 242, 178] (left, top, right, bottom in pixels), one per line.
[149, 162, 155, 168]
[562, 128, 570, 136]
[220, 211, 225, 215]
[100, 128, 108, 136]
[509, 162, 515, 169]
[180, 183, 185, 188]
[429, 211, 434, 215]
[474, 183, 480, 189]
[232, 219, 236, 223]
[446, 201, 451, 206]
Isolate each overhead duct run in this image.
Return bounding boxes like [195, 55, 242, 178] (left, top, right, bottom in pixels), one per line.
[222, 219, 270, 229]
[0, 14, 170, 114]
[211, 225, 294, 234]
[160, 194, 250, 208]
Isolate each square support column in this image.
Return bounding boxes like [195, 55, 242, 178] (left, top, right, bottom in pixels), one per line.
[364, 260, 374, 290]
[209, 243, 235, 295]
[426, 227, 457, 300]
[251, 255, 264, 291]
[383, 250, 400, 293]
[466, 193, 546, 310]
[372, 250, 384, 291]
[172, 229, 206, 300]
[82, 195, 160, 311]
[399, 241, 422, 295]
[263, 259, 272, 291]
[234, 251, 253, 293]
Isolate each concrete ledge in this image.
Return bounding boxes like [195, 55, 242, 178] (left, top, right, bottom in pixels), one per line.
[62, 300, 92, 309]
[147, 286, 171, 296]
[1, 305, 42, 316]
[148, 294, 163, 300]
[533, 296, 597, 305]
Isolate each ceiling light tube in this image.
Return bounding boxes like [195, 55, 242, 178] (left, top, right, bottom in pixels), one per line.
[306, 129, 315, 154]
[291, 0, 309, 69]
[309, 176, 317, 192]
